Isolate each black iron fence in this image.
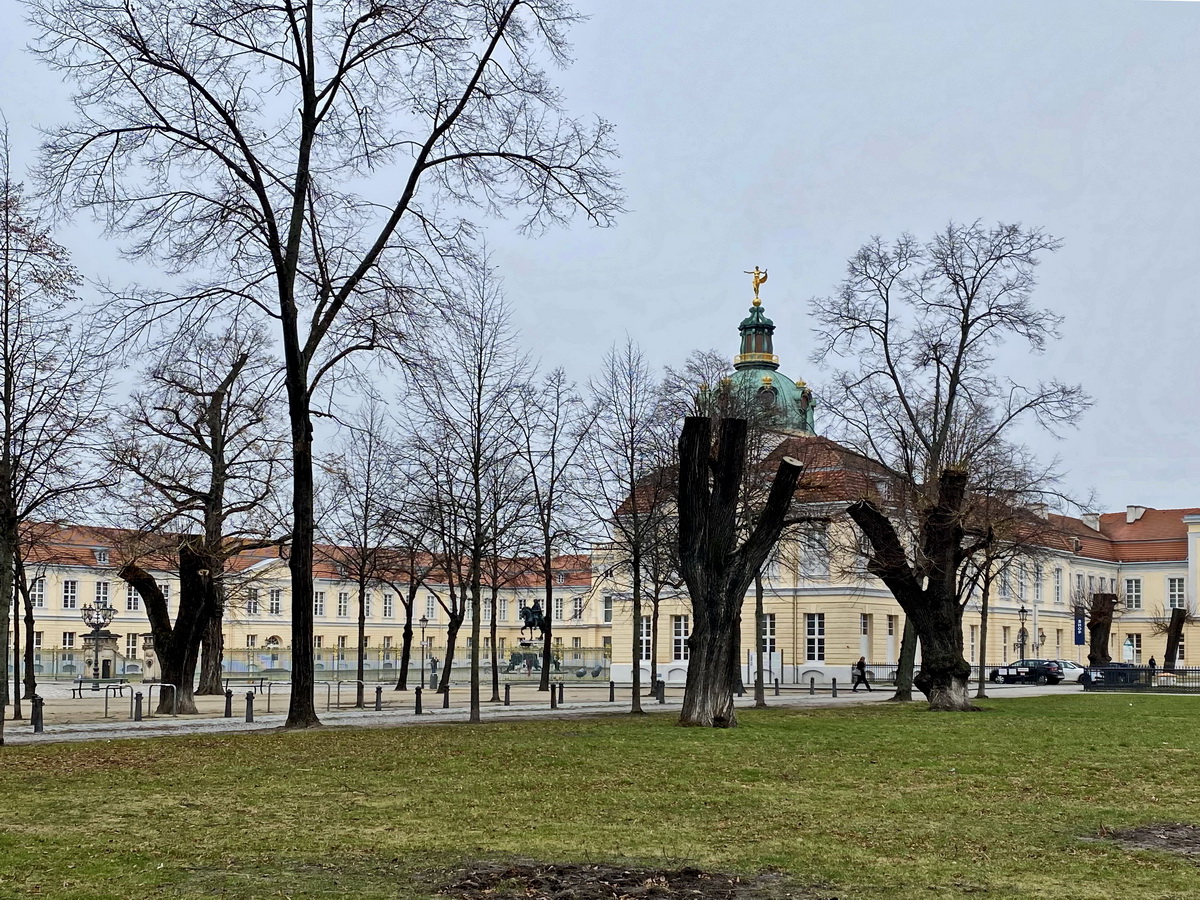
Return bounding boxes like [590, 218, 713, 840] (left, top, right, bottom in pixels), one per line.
[1083, 665, 1200, 692]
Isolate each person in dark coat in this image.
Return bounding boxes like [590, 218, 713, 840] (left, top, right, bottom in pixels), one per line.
[852, 656, 872, 692]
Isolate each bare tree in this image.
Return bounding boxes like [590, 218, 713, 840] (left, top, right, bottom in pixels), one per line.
[318, 401, 402, 707]
[0, 145, 110, 741]
[583, 340, 673, 714]
[812, 222, 1090, 710]
[406, 263, 528, 722]
[31, 0, 621, 728]
[107, 325, 285, 712]
[508, 368, 592, 691]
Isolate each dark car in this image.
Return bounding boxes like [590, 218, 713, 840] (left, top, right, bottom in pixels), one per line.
[988, 658, 1064, 685]
[1085, 662, 1142, 685]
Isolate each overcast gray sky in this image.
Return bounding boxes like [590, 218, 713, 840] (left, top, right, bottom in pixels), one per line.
[2, 0, 1198, 511]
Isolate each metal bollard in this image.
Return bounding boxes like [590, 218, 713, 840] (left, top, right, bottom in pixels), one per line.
[774, 678, 780, 697]
[504, 683, 510, 706]
[558, 682, 564, 705]
[375, 685, 383, 711]
[736, 682, 744, 697]
[442, 689, 450, 709]
[245, 691, 255, 723]
[550, 685, 558, 709]
[656, 680, 665, 704]
[225, 689, 233, 718]
[609, 680, 616, 702]
[831, 677, 838, 698]
[415, 686, 423, 715]
[134, 692, 143, 722]
[31, 695, 44, 734]
[809, 677, 815, 695]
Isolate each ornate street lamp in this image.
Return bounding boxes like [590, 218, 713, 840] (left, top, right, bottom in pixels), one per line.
[1017, 605, 1029, 660]
[418, 615, 429, 687]
[80, 603, 116, 690]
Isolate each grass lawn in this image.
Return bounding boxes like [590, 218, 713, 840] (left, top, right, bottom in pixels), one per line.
[2, 694, 1199, 899]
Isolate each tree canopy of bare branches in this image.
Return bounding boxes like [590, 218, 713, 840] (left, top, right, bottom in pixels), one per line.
[812, 221, 1090, 710]
[30, 0, 621, 727]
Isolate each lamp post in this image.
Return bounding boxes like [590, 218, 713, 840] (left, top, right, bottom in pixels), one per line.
[418, 615, 428, 687]
[1017, 605, 1029, 660]
[81, 603, 115, 690]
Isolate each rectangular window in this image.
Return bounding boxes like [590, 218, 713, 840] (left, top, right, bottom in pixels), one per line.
[314, 591, 325, 616]
[484, 598, 493, 621]
[426, 595, 437, 620]
[1002, 626, 1010, 663]
[1088, 575, 1096, 596]
[247, 588, 259, 615]
[126, 634, 138, 658]
[1018, 562, 1027, 601]
[1034, 564, 1043, 602]
[999, 569, 1010, 599]
[860, 613, 869, 636]
[799, 523, 830, 579]
[572, 636, 582, 652]
[246, 634, 257, 648]
[1125, 578, 1142, 610]
[639, 616, 652, 661]
[573, 597, 583, 620]
[62, 631, 75, 648]
[464, 601, 472, 620]
[1109, 578, 1116, 594]
[762, 613, 776, 656]
[157, 582, 171, 612]
[672, 615, 690, 661]
[1125, 633, 1142, 664]
[337, 635, 347, 649]
[805, 613, 826, 662]
[498, 599, 507, 622]
[553, 597, 564, 621]
[1055, 628, 1063, 656]
[31, 577, 45, 608]
[603, 596, 613, 624]
[969, 625, 977, 662]
[269, 589, 282, 615]
[383, 593, 394, 618]
[95, 580, 110, 608]
[363, 636, 370, 649]
[555, 572, 566, 585]
[33, 631, 42, 649]
[1169, 577, 1187, 609]
[314, 635, 324, 648]
[1054, 568, 1063, 604]
[95, 548, 109, 565]
[364, 592, 372, 617]
[1075, 573, 1084, 599]
[338, 592, 350, 617]
[125, 582, 140, 611]
[1178, 638, 1186, 661]
[383, 635, 392, 650]
[887, 615, 896, 637]
[62, 580, 77, 610]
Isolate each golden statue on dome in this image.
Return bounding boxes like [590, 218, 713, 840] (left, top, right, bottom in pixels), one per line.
[744, 266, 768, 305]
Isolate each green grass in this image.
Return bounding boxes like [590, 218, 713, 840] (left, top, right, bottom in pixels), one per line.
[2, 695, 1200, 899]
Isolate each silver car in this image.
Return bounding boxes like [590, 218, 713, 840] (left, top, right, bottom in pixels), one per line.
[1056, 659, 1087, 684]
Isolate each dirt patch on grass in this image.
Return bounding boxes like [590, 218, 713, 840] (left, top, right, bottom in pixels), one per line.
[438, 861, 835, 899]
[1102, 822, 1200, 855]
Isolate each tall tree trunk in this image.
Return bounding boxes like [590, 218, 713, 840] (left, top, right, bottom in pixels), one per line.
[197, 610, 225, 695]
[355, 578, 366, 708]
[11, 580, 20, 720]
[539, 577, 554, 692]
[283, 368, 318, 727]
[1164, 607, 1187, 672]
[489, 588, 500, 702]
[890, 618, 918, 702]
[630, 559, 643, 714]
[469, 580, 481, 724]
[975, 578, 992, 700]
[753, 574, 766, 708]
[911, 595, 973, 711]
[677, 417, 803, 728]
[396, 596, 414, 690]
[22, 583, 35, 700]
[647, 592, 660, 695]
[1087, 594, 1116, 666]
[438, 614, 463, 694]
[0, 512, 14, 741]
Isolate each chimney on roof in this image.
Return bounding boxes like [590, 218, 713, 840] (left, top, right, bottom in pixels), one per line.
[1081, 513, 1100, 532]
[1028, 502, 1048, 520]
[1126, 505, 1147, 524]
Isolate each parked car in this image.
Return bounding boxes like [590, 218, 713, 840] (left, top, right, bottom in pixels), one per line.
[1084, 661, 1142, 685]
[1056, 659, 1087, 684]
[988, 658, 1064, 685]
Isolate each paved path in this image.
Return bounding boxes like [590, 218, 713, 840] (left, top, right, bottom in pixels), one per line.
[2, 682, 1089, 746]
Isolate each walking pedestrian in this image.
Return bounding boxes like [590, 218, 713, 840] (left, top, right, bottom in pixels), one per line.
[852, 656, 872, 692]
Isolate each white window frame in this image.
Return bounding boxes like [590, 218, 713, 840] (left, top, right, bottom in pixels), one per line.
[498, 599, 507, 622]
[247, 588, 260, 615]
[338, 591, 350, 617]
[63, 631, 76, 648]
[126, 634, 139, 658]
[269, 589, 282, 615]
[383, 593, 394, 618]
[1034, 564, 1043, 602]
[805, 613, 826, 662]
[95, 580, 110, 608]
[554, 597, 564, 621]
[1168, 577, 1187, 610]
[672, 615, 689, 661]
[314, 591, 326, 616]
[1125, 578, 1142, 610]
[572, 596, 583, 620]
[62, 580, 78, 610]
[762, 613, 776, 656]
[639, 616, 652, 662]
[426, 595, 437, 620]
[126, 582, 140, 611]
[603, 596, 613, 624]
[1054, 568, 1063, 604]
[31, 577, 45, 608]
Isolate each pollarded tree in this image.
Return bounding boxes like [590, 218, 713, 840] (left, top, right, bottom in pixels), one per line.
[812, 222, 1090, 710]
[31, 0, 621, 728]
[0, 148, 111, 742]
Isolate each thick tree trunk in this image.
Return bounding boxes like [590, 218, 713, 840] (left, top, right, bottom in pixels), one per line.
[355, 579, 366, 708]
[438, 614, 463, 694]
[975, 579, 992, 700]
[911, 593, 974, 711]
[677, 417, 803, 727]
[630, 556, 644, 714]
[1164, 607, 1187, 672]
[469, 578, 481, 724]
[197, 612, 225, 695]
[489, 589, 500, 703]
[283, 368, 318, 728]
[647, 592, 660, 696]
[539, 584, 553, 692]
[753, 575, 766, 708]
[889, 618, 918, 702]
[395, 598, 413, 690]
[22, 583, 35, 700]
[11, 581, 20, 720]
[1087, 595, 1116, 667]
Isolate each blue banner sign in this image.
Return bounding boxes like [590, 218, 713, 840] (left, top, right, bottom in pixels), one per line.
[1074, 608, 1086, 645]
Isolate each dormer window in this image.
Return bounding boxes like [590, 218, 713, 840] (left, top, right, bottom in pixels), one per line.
[95, 548, 109, 566]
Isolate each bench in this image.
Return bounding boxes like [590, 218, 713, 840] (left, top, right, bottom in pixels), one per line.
[71, 678, 131, 699]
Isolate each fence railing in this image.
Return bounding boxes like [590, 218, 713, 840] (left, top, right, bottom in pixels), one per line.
[1083, 665, 1200, 692]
